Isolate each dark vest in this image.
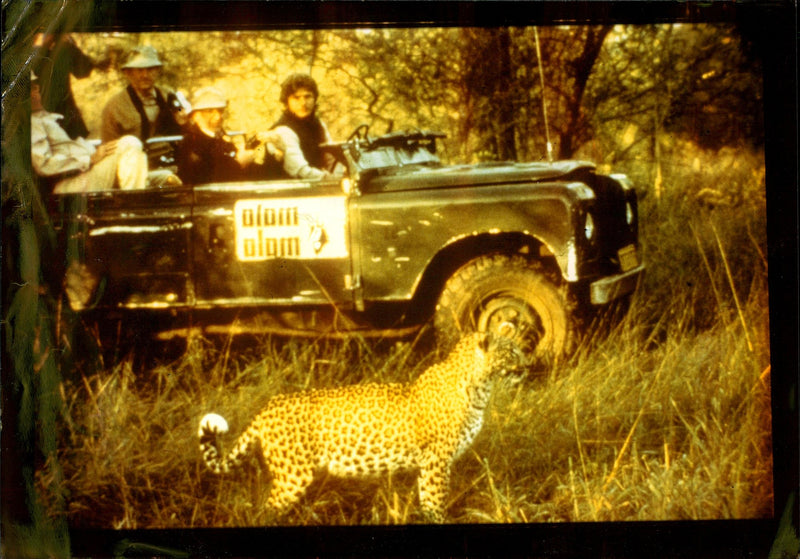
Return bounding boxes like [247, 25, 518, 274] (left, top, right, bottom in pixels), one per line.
[271, 111, 326, 169]
[126, 85, 182, 141]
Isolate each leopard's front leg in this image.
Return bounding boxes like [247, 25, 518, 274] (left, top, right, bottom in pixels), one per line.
[417, 456, 450, 523]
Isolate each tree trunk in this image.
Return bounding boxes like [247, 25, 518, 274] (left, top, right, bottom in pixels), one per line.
[556, 26, 612, 159]
[496, 29, 518, 161]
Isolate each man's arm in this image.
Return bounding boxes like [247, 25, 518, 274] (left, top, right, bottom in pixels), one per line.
[100, 102, 118, 144]
[100, 92, 141, 143]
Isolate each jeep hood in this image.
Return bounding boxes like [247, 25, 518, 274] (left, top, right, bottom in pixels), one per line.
[364, 160, 597, 193]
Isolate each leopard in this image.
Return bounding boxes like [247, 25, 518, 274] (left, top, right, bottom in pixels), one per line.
[198, 330, 525, 522]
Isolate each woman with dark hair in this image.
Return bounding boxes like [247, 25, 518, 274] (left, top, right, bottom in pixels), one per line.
[272, 73, 336, 179]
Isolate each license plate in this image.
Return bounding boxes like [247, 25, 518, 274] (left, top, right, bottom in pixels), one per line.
[618, 244, 639, 272]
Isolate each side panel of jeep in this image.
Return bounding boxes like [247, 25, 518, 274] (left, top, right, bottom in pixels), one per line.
[51, 189, 194, 311]
[190, 181, 354, 309]
[349, 162, 641, 306]
[350, 181, 583, 302]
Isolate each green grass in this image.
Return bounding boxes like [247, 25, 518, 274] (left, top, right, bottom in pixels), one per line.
[37, 146, 772, 528]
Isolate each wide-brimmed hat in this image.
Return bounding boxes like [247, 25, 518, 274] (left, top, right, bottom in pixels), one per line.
[122, 46, 163, 69]
[190, 86, 227, 112]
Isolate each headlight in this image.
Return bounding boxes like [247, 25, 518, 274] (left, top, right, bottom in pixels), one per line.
[626, 202, 634, 225]
[584, 212, 595, 241]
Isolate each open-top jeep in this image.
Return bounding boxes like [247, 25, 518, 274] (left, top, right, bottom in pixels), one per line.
[49, 126, 643, 362]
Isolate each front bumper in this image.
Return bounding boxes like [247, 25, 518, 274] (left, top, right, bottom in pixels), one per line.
[589, 265, 645, 305]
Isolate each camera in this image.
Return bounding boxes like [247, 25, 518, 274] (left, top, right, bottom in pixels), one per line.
[167, 91, 191, 114]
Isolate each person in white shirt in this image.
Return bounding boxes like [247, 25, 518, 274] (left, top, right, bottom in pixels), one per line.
[31, 72, 148, 193]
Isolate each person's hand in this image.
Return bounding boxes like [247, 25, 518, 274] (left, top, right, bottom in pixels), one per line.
[90, 140, 118, 165]
[266, 143, 284, 162]
[235, 147, 256, 167]
[254, 131, 285, 162]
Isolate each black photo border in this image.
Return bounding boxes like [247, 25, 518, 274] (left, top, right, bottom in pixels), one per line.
[2, 2, 796, 557]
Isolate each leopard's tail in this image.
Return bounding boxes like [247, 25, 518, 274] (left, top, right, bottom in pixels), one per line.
[198, 413, 257, 474]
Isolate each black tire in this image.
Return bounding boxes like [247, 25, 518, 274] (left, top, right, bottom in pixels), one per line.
[434, 254, 572, 366]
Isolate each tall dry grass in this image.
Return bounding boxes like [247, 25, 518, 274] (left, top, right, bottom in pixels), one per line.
[37, 145, 772, 528]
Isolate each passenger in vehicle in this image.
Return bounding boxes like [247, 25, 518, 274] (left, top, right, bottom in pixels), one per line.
[100, 46, 185, 143]
[271, 73, 337, 179]
[31, 72, 148, 194]
[176, 86, 283, 185]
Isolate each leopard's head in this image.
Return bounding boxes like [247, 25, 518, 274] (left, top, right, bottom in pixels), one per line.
[474, 322, 528, 380]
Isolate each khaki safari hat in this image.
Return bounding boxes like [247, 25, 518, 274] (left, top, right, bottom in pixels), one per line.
[122, 46, 163, 69]
[190, 86, 228, 112]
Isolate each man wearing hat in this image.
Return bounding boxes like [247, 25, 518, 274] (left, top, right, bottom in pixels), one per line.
[100, 46, 184, 144]
[176, 86, 283, 185]
[31, 71, 148, 194]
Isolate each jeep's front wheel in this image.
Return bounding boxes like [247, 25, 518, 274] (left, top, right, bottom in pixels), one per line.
[434, 254, 571, 366]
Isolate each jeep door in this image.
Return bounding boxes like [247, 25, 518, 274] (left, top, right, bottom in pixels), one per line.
[51, 188, 194, 310]
[191, 181, 353, 309]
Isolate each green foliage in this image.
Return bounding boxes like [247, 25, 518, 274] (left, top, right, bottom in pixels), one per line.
[586, 24, 763, 171]
[67, 24, 762, 167]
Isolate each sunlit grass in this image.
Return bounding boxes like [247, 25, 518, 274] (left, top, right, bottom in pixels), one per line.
[52, 283, 771, 528]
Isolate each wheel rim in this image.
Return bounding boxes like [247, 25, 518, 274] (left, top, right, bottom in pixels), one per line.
[476, 292, 550, 356]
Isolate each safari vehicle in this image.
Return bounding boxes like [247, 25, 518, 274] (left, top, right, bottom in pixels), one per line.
[49, 126, 644, 361]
